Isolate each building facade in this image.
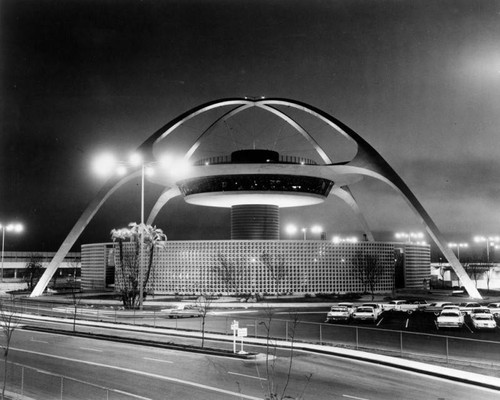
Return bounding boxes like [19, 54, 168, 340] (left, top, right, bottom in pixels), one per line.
[82, 241, 430, 295]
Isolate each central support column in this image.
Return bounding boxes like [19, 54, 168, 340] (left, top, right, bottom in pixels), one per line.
[231, 204, 279, 240]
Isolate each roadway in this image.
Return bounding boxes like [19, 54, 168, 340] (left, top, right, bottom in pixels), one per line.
[5, 321, 500, 400]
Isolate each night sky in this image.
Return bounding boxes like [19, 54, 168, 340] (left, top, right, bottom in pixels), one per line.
[2, 0, 500, 254]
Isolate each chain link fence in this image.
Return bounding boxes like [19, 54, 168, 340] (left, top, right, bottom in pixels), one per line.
[4, 299, 500, 368]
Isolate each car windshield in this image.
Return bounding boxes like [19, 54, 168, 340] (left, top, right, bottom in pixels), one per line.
[440, 312, 459, 317]
[474, 315, 493, 320]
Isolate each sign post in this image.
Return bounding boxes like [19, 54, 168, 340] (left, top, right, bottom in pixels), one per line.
[237, 327, 248, 354]
[230, 320, 239, 353]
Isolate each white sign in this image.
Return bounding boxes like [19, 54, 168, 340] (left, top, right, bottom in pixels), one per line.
[237, 328, 248, 337]
[231, 321, 239, 330]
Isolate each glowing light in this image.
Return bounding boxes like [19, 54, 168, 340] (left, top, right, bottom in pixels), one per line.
[285, 224, 298, 235]
[129, 153, 143, 167]
[116, 165, 127, 176]
[311, 225, 322, 234]
[93, 153, 117, 177]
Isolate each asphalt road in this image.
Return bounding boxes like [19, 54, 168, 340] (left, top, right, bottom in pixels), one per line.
[5, 325, 500, 400]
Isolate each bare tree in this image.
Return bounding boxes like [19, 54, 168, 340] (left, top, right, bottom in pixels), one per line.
[195, 294, 214, 348]
[67, 275, 83, 332]
[212, 253, 239, 294]
[256, 306, 312, 400]
[354, 252, 383, 300]
[485, 266, 495, 293]
[0, 299, 19, 400]
[25, 254, 43, 291]
[260, 252, 287, 297]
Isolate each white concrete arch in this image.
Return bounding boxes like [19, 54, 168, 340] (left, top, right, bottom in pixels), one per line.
[30, 97, 481, 299]
[30, 171, 141, 297]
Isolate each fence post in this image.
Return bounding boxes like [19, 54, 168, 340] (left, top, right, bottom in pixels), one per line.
[446, 337, 449, 364]
[21, 366, 24, 397]
[153, 310, 156, 328]
[319, 324, 322, 345]
[254, 319, 257, 338]
[285, 321, 288, 341]
[355, 327, 359, 349]
[60, 376, 64, 400]
[400, 331, 403, 356]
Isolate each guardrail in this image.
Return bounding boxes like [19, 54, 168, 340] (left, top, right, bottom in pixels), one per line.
[3, 299, 500, 369]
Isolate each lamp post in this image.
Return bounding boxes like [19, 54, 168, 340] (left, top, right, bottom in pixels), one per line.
[93, 152, 157, 310]
[0, 223, 23, 282]
[448, 242, 468, 262]
[473, 236, 499, 263]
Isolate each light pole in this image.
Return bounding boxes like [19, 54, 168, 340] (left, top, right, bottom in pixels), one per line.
[0, 223, 23, 282]
[448, 242, 468, 262]
[93, 152, 156, 310]
[473, 236, 499, 263]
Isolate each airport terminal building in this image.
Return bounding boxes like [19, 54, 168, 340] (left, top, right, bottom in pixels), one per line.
[82, 240, 430, 295]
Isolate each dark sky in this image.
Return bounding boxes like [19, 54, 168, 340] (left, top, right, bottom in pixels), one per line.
[2, 0, 500, 253]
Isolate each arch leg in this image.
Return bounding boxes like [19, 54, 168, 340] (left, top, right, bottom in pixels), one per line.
[30, 173, 140, 297]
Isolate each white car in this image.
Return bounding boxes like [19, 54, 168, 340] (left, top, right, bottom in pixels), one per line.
[360, 303, 383, 315]
[442, 304, 461, 312]
[382, 300, 407, 311]
[352, 306, 380, 322]
[471, 309, 497, 330]
[459, 302, 487, 315]
[487, 302, 500, 317]
[325, 303, 355, 323]
[425, 302, 455, 316]
[436, 309, 464, 329]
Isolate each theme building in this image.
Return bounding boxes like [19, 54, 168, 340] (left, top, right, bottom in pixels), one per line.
[37, 98, 474, 297]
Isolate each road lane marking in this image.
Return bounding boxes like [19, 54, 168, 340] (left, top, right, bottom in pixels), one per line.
[143, 357, 173, 364]
[31, 338, 49, 344]
[228, 371, 267, 381]
[343, 395, 369, 400]
[79, 347, 103, 352]
[405, 319, 409, 329]
[376, 318, 383, 326]
[11, 347, 261, 400]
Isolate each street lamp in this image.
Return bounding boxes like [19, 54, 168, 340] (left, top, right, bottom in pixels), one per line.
[285, 224, 323, 240]
[395, 232, 424, 244]
[473, 236, 500, 263]
[331, 236, 358, 243]
[448, 242, 468, 261]
[0, 223, 23, 282]
[93, 152, 169, 310]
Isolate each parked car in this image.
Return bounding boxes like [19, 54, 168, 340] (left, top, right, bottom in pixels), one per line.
[360, 303, 383, 314]
[162, 305, 202, 318]
[352, 306, 380, 322]
[425, 302, 455, 316]
[441, 304, 461, 312]
[487, 302, 500, 317]
[382, 300, 408, 311]
[325, 303, 355, 323]
[384, 299, 428, 314]
[458, 302, 487, 315]
[436, 309, 464, 329]
[471, 309, 497, 330]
